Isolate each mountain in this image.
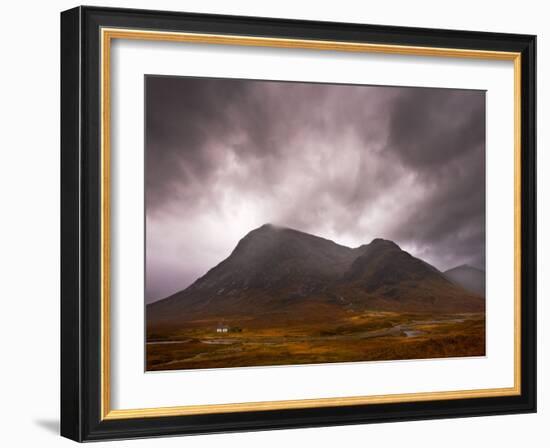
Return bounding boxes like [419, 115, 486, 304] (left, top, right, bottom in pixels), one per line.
[444, 265, 486, 296]
[147, 224, 484, 329]
[340, 239, 482, 313]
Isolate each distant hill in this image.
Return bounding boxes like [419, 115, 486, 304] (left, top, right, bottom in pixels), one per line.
[147, 224, 484, 329]
[444, 265, 486, 296]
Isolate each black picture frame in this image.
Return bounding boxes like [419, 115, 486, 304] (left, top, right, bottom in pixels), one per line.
[61, 5, 536, 442]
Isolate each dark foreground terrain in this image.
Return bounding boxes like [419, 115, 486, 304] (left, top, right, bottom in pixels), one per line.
[147, 311, 485, 371]
[146, 224, 485, 371]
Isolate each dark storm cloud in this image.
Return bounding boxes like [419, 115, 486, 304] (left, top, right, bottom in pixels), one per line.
[145, 77, 249, 206]
[381, 88, 486, 271]
[145, 76, 485, 303]
[385, 88, 485, 169]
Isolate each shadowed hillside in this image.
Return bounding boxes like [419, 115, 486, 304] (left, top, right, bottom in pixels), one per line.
[444, 264, 485, 296]
[148, 224, 484, 330]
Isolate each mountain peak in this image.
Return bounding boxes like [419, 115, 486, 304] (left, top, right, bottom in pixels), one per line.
[258, 222, 281, 231]
[368, 238, 400, 249]
[246, 223, 289, 236]
[237, 223, 284, 242]
[444, 264, 485, 296]
[447, 264, 484, 273]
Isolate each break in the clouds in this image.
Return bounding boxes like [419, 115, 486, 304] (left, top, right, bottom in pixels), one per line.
[145, 76, 485, 303]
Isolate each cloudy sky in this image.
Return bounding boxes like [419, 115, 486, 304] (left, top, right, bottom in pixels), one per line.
[145, 76, 485, 303]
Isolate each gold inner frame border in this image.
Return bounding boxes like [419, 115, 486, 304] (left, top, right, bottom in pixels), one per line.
[99, 27, 522, 420]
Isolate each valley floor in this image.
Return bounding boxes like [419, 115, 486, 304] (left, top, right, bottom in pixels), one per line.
[146, 311, 485, 371]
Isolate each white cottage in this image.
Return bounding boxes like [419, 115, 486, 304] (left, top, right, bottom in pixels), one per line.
[216, 324, 229, 333]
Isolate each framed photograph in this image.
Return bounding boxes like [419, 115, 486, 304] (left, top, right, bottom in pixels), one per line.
[60, 6, 536, 441]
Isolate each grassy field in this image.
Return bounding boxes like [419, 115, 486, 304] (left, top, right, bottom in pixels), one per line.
[146, 311, 485, 371]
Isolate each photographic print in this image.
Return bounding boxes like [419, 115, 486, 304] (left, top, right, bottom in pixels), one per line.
[145, 76, 486, 371]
